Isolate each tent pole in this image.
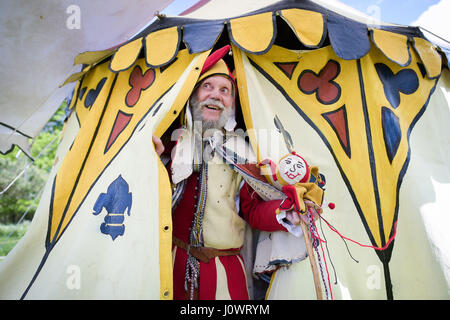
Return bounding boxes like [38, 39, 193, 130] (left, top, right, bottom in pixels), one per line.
[300, 219, 323, 300]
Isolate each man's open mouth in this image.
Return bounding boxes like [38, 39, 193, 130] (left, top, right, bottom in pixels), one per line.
[204, 105, 222, 111]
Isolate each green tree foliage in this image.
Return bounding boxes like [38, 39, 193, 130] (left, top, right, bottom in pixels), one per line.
[0, 101, 67, 223]
[0, 157, 47, 223]
[0, 221, 30, 256]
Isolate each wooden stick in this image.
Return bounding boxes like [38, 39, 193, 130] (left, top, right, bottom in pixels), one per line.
[300, 219, 323, 300]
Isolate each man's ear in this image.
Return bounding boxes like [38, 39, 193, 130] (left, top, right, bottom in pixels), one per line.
[189, 88, 198, 106]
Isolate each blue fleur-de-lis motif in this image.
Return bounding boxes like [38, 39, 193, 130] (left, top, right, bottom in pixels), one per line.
[84, 77, 107, 110]
[375, 63, 419, 109]
[92, 175, 132, 240]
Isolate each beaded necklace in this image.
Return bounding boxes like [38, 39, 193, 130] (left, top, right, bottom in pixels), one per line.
[183, 137, 209, 300]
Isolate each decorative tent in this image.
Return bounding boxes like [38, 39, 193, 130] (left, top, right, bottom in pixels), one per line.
[0, 0, 449, 300]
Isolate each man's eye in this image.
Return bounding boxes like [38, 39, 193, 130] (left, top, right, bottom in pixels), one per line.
[203, 83, 210, 88]
[221, 88, 229, 94]
[285, 160, 291, 164]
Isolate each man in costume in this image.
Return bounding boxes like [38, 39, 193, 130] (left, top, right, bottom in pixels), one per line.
[153, 45, 312, 300]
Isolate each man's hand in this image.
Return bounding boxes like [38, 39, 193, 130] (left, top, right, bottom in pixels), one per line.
[285, 200, 322, 226]
[152, 135, 165, 156]
[285, 210, 301, 225]
[285, 210, 310, 226]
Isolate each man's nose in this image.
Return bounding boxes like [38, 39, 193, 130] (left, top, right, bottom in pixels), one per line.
[208, 88, 222, 100]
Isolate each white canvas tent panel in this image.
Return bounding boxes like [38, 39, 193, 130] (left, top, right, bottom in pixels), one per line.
[0, 0, 172, 157]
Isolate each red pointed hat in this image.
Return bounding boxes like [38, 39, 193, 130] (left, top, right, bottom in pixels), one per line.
[198, 45, 235, 84]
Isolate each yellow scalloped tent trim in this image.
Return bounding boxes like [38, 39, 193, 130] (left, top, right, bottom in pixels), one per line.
[145, 26, 181, 68]
[110, 38, 143, 72]
[62, 9, 447, 86]
[279, 8, 325, 48]
[371, 29, 411, 66]
[229, 12, 275, 54]
[412, 37, 442, 78]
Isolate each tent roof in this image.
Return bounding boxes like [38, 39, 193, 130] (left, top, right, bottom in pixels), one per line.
[2, 0, 449, 158]
[179, 0, 399, 25]
[66, 0, 449, 86]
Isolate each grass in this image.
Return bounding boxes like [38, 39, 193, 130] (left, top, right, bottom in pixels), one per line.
[0, 221, 30, 258]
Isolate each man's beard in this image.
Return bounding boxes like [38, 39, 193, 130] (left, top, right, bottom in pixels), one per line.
[190, 95, 234, 134]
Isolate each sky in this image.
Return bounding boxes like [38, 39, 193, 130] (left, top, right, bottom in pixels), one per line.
[338, 0, 449, 40]
[338, 0, 441, 25]
[160, 0, 449, 40]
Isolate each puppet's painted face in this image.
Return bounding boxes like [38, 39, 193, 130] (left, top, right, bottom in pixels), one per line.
[278, 154, 308, 184]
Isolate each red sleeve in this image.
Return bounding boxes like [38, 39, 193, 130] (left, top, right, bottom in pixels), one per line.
[239, 182, 288, 232]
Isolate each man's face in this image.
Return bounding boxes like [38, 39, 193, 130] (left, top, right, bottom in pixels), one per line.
[190, 75, 234, 131]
